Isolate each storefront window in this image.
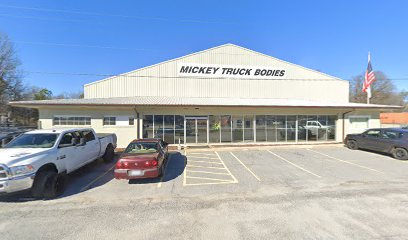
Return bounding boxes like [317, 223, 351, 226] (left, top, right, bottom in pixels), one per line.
[328, 115, 337, 140]
[256, 115, 267, 142]
[244, 115, 254, 142]
[297, 115, 308, 142]
[175, 115, 184, 144]
[287, 116, 296, 141]
[143, 115, 154, 138]
[221, 115, 232, 143]
[276, 116, 286, 142]
[142, 114, 336, 144]
[163, 115, 175, 144]
[209, 115, 221, 143]
[232, 115, 243, 142]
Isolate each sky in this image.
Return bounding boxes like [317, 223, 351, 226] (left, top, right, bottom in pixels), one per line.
[1, 0, 408, 95]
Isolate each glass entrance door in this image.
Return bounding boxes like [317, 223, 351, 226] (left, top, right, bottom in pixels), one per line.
[185, 117, 208, 144]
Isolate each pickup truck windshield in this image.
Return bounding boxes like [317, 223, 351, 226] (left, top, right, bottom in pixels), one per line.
[124, 142, 158, 154]
[5, 134, 59, 148]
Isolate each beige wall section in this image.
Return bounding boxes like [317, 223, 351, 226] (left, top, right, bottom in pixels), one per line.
[39, 107, 138, 148]
[84, 44, 349, 103]
[342, 110, 381, 136]
[38, 106, 381, 147]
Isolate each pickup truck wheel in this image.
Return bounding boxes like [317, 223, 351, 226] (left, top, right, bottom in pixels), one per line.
[103, 145, 115, 163]
[392, 148, 408, 160]
[31, 170, 62, 199]
[346, 140, 358, 150]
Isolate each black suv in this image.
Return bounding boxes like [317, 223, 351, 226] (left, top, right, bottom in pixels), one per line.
[345, 128, 408, 160]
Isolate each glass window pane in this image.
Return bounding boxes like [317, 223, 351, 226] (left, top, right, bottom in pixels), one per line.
[287, 116, 296, 142]
[164, 115, 175, 144]
[244, 115, 254, 142]
[143, 115, 154, 138]
[256, 115, 267, 142]
[209, 115, 221, 143]
[266, 116, 276, 142]
[154, 115, 164, 139]
[221, 115, 232, 143]
[317, 116, 328, 141]
[328, 115, 337, 140]
[276, 116, 286, 142]
[175, 115, 184, 144]
[307, 115, 318, 141]
[298, 115, 307, 141]
[232, 115, 243, 143]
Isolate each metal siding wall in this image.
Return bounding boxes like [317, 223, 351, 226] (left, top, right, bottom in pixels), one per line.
[83, 45, 349, 102]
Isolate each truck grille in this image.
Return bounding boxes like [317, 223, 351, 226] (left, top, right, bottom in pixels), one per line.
[0, 165, 8, 179]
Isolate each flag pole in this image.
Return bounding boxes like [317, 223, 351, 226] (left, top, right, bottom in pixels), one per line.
[366, 52, 371, 104]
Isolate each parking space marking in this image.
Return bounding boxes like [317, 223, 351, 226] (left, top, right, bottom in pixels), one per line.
[80, 163, 116, 192]
[230, 152, 261, 181]
[188, 160, 223, 165]
[267, 150, 322, 178]
[188, 156, 219, 160]
[183, 149, 188, 186]
[307, 149, 385, 174]
[187, 164, 227, 170]
[189, 153, 217, 156]
[187, 176, 235, 182]
[187, 170, 231, 176]
[157, 154, 173, 188]
[215, 151, 238, 183]
[183, 151, 238, 186]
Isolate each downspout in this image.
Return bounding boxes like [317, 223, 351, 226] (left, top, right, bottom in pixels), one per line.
[342, 109, 355, 141]
[133, 107, 140, 139]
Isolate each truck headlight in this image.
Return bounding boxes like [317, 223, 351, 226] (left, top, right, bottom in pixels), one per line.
[9, 165, 35, 177]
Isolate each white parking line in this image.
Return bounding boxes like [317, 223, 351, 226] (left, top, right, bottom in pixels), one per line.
[230, 152, 261, 181]
[187, 164, 227, 170]
[187, 170, 231, 176]
[215, 151, 238, 183]
[186, 176, 235, 182]
[307, 149, 385, 174]
[267, 150, 322, 178]
[189, 153, 217, 156]
[188, 160, 224, 165]
[188, 156, 219, 160]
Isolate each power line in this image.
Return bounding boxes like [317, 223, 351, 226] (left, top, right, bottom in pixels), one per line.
[0, 4, 237, 25]
[20, 71, 408, 81]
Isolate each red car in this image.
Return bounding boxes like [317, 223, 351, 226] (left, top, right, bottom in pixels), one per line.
[114, 138, 168, 180]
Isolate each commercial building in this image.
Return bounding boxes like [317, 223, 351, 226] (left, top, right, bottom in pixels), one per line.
[11, 44, 400, 147]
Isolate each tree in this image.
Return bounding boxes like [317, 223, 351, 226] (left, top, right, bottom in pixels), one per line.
[34, 88, 53, 100]
[349, 71, 406, 106]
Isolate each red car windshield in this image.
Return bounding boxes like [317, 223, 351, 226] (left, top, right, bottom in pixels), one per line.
[124, 142, 158, 154]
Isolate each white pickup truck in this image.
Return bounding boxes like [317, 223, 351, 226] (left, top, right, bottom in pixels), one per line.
[0, 128, 117, 199]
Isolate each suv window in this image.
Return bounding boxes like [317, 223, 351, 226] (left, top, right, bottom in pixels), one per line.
[365, 130, 381, 138]
[82, 130, 96, 142]
[382, 130, 402, 139]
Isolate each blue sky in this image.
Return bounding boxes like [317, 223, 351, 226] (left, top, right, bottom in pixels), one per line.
[1, 0, 407, 95]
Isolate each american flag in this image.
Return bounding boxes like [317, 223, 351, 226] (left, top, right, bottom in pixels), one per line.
[362, 53, 376, 93]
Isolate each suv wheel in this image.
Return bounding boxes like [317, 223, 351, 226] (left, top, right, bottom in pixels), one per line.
[346, 140, 358, 150]
[392, 148, 408, 160]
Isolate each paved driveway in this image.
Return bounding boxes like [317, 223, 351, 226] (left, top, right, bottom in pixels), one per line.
[1, 145, 408, 239]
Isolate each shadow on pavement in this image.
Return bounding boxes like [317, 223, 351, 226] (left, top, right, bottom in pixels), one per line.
[0, 151, 187, 202]
[0, 156, 118, 203]
[129, 151, 187, 185]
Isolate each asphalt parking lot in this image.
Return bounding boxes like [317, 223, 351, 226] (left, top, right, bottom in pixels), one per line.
[2, 145, 408, 239]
